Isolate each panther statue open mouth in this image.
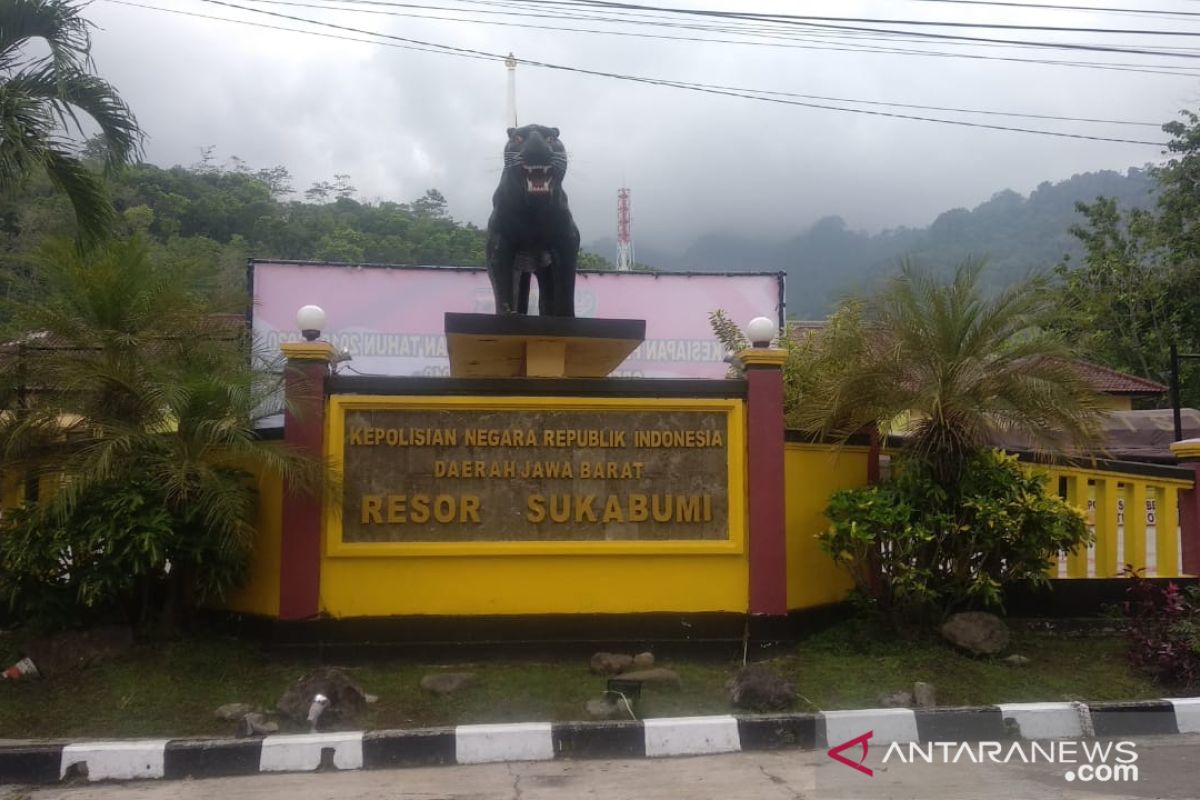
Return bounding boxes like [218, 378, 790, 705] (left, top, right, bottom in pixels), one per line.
[485, 124, 581, 316]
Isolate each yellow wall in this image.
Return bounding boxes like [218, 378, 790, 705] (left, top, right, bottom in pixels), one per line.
[318, 395, 749, 617]
[321, 553, 747, 616]
[221, 467, 284, 617]
[783, 443, 863, 610]
[1099, 396, 1133, 411]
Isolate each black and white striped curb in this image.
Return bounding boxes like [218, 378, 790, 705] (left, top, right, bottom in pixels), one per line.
[3, 698, 1197, 785]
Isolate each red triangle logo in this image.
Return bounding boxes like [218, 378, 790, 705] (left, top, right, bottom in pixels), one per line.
[827, 730, 874, 777]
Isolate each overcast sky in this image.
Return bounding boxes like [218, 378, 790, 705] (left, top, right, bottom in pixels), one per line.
[86, 0, 1199, 251]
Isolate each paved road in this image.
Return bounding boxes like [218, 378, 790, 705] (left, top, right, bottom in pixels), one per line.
[10, 735, 1200, 800]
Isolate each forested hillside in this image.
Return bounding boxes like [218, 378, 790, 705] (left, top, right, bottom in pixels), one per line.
[1, 153, 1156, 319]
[0, 152, 612, 304]
[587, 168, 1158, 317]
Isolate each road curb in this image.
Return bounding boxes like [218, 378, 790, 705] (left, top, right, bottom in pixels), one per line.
[6, 698, 1198, 785]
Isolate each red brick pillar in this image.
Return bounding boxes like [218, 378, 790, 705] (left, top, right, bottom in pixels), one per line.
[278, 342, 335, 620]
[1170, 439, 1200, 576]
[739, 347, 789, 616]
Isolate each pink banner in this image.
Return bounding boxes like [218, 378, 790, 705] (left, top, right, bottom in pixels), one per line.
[252, 263, 783, 379]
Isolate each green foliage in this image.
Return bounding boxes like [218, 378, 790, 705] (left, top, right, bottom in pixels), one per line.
[0, 236, 321, 631]
[1053, 109, 1200, 407]
[0, 0, 142, 243]
[819, 451, 1089, 615]
[710, 303, 871, 429]
[716, 262, 1106, 484]
[0, 474, 248, 631]
[1122, 572, 1200, 690]
[843, 262, 1105, 482]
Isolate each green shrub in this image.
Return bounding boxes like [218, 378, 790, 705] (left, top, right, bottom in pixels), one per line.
[819, 450, 1088, 615]
[0, 472, 250, 632]
[1122, 572, 1200, 690]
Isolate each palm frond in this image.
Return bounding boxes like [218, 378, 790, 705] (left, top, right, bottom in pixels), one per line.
[0, 0, 93, 76]
[11, 63, 142, 167]
[40, 146, 113, 244]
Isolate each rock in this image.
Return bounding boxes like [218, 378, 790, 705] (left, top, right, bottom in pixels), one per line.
[236, 712, 279, 738]
[215, 703, 256, 721]
[585, 697, 624, 719]
[277, 667, 368, 724]
[19, 626, 133, 676]
[1003, 654, 1031, 667]
[941, 612, 1010, 656]
[913, 682, 936, 709]
[364, 693, 380, 704]
[616, 668, 681, 688]
[419, 672, 477, 695]
[726, 664, 796, 712]
[878, 691, 913, 708]
[589, 652, 634, 675]
[632, 652, 655, 670]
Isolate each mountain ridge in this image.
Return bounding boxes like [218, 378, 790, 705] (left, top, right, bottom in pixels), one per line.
[585, 167, 1157, 316]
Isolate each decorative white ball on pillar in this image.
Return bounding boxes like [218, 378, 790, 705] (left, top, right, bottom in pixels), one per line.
[296, 305, 327, 342]
[746, 316, 777, 348]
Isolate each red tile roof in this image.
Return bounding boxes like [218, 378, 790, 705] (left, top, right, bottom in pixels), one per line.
[1067, 360, 1167, 396]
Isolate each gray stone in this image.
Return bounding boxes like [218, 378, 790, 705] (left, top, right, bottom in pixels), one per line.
[277, 667, 368, 724]
[632, 652, 655, 670]
[585, 697, 623, 719]
[941, 612, 1010, 656]
[878, 691, 914, 708]
[1003, 654, 1031, 667]
[726, 664, 796, 712]
[419, 672, 477, 695]
[215, 702, 256, 721]
[913, 681, 936, 708]
[616, 668, 682, 688]
[589, 652, 634, 675]
[236, 712, 279, 738]
[365, 693, 380, 704]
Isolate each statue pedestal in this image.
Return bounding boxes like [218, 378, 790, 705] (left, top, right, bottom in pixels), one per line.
[445, 313, 645, 378]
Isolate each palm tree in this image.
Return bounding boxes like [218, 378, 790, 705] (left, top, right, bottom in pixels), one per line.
[0, 237, 322, 625]
[797, 261, 1107, 487]
[1, 0, 142, 243]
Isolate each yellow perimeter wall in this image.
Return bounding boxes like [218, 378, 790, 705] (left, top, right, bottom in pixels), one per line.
[220, 427, 866, 619]
[784, 442, 863, 609]
[222, 465, 284, 617]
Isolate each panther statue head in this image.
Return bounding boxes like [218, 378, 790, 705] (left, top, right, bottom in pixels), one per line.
[502, 124, 568, 199]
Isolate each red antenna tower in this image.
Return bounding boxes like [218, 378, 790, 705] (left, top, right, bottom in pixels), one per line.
[616, 187, 633, 271]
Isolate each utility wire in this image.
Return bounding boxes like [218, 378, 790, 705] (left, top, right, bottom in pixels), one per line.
[884, 0, 1200, 18]
[492, 0, 1200, 58]
[517, 0, 1200, 35]
[242, 0, 1200, 57]
[238, 0, 1200, 77]
[113, 0, 1168, 145]
[228, 1, 1187, 118]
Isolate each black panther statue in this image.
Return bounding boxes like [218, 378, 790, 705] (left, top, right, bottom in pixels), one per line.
[485, 124, 580, 317]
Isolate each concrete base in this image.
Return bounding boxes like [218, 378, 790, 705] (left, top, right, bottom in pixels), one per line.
[444, 313, 645, 379]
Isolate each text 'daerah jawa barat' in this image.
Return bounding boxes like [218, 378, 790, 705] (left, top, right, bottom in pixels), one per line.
[340, 406, 731, 543]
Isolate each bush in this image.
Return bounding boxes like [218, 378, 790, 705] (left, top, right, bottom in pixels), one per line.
[0, 473, 250, 632]
[819, 450, 1089, 615]
[1122, 572, 1200, 690]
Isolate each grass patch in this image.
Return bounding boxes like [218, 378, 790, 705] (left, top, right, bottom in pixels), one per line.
[0, 623, 1161, 739]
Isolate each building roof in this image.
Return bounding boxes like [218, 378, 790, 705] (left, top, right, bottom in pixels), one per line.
[1068, 360, 1167, 396]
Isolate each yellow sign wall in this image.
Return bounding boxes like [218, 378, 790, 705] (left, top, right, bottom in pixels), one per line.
[325, 395, 746, 557]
